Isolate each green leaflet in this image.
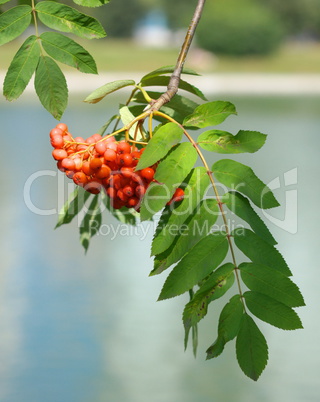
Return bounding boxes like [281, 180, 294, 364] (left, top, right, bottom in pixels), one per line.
[244, 291, 303, 330]
[197, 129, 267, 154]
[140, 143, 198, 221]
[212, 159, 279, 209]
[136, 123, 183, 170]
[34, 56, 68, 120]
[79, 195, 102, 252]
[151, 167, 210, 256]
[119, 105, 139, 139]
[40, 32, 97, 74]
[73, 0, 110, 7]
[35, 1, 106, 40]
[240, 262, 305, 307]
[151, 199, 219, 276]
[206, 294, 243, 359]
[0, 5, 32, 46]
[0, 0, 12, 4]
[183, 263, 235, 349]
[233, 228, 292, 276]
[184, 101, 237, 128]
[3, 35, 40, 101]
[56, 187, 91, 229]
[140, 75, 206, 101]
[84, 80, 136, 103]
[158, 232, 229, 300]
[224, 191, 276, 245]
[140, 65, 200, 81]
[236, 314, 268, 381]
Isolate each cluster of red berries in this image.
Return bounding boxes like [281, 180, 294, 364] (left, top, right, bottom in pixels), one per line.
[50, 123, 184, 210]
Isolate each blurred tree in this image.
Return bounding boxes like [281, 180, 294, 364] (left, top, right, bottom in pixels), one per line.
[161, 0, 195, 29]
[196, 0, 285, 56]
[260, 0, 320, 38]
[99, 0, 145, 37]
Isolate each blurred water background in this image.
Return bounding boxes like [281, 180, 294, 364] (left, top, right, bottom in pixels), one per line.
[1, 0, 320, 400]
[0, 91, 319, 402]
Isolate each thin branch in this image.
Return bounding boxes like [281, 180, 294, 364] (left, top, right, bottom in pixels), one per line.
[150, 0, 206, 112]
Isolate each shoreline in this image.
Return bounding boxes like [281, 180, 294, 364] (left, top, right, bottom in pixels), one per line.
[1, 71, 320, 96]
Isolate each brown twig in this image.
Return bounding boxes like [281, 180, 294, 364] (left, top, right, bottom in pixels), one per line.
[150, 0, 206, 112]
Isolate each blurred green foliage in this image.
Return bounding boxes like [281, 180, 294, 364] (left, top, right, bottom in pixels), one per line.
[196, 0, 285, 56]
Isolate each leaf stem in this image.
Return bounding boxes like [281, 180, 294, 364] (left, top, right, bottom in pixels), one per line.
[150, 0, 206, 111]
[153, 110, 246, 311]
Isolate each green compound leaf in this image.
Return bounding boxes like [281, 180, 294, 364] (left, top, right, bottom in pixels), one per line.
[197, 130, 267, 154]
[151, 167, 210, 256]
[140, 75, 206, 101]
[56, 187, 91, 229]
[183, 101, 237, 128]
[79, 195, 102, 253]
[240, 262, 305, 308]
[140, 65, 200, 81]
[34, 56, 68, 120]
[206, 294, 243, 359]
[236, 314, 268, 381]
[136, 123, 183, 170]
[244, 291, 303, 330]
[140, 143, 198, 221]
[224, 191, 276, 245]
[152, 199, 219, 276]
[84, 79, 136, 103]
[73, 0, 110, 7]
[0, 5, 32, 46]
[212, 159, 279, 209]
[40, 32, 97, 74]
[35, 1, 106, 39]
[3, 35, 40, 101]
[233, 228, 292, 276]
[158, 232, 229, 301]
[183, 263, 235, 349]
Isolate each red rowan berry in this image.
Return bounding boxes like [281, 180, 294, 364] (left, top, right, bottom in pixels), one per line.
[96, 165, 111, 179]
[117, 141, 131, 154]
[120, 167, 134, 178]
[119, 153, 133, 167]
[123, 185, 134, 197]
[56, 123, 68, 133]
[61, 158, 76, 171]
[103, 149, 117, 163]
[95, 141, 107, 155]
[50, 127, 64, 139]
[73, 172, 88, 186]
[135, 185, 146, 198]
[82, 161, 94, 176]
[140, 167, 154, 181]
[90, 158, 102, 170]
[127, 196, 139, 208]
[50, 135, 64, 148]
[52, 149, 68, 161]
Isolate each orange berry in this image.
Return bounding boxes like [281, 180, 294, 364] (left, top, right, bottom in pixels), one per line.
[120, 167, 134, 178]
[73, 172, 88, 186]
[90, 158, 102, 170]
[92, 133, 102, 142]
[52, 149, 68, 161]
[119, 153, 133, 167]
[82, 161, 94, 176]
[50, 127, 64, 139]
[56, 123, 68, 133]
[61, 158, 76, 170]
[117, 141, 131, 154]
[95, 141, 107, 155]
[50, 134, 64, 148]
[140, 167, 154, 181]
[96, 165, 111, 179]
[123, 185, 134, 197]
